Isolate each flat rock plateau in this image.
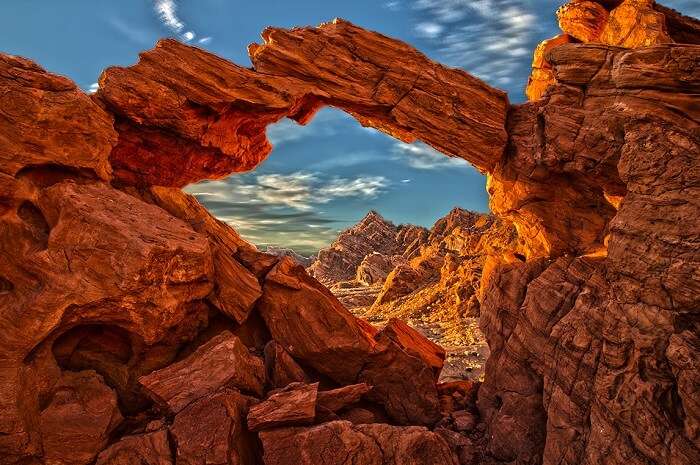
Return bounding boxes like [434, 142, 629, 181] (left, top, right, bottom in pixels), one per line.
[0, 1, 698, 465]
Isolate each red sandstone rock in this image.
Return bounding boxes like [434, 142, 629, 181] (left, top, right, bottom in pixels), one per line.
[258, 257, 376, 384]
[170, 389, 257, 465]
[263, 340, 310, 390]
[373, 264, 424, 305]
[139, 331, 264, 413]
[525, 34, 572, 101]
[1, 8, 699, 465]
[451, 410, 478, 433]
[600, 0, 672, 47]
[247, 382, 318, 431]
[147, 187, 262, 324]
[39, 370, 123, 465]
[355, 252, 397, 286]
[437, 380, 479, 416]
[0, 54, 116, 183]
[316, 383, 372, 413]
[95, 430, 172, 465]
[359, 323, 441, 426]
[557, 1, 609, 41]
[379, 319, 445, 380]
[338, 406, 389, 425]
[259, 420, 459, 465]
[97, 20, 507, 187]
[0, 178, 214, 461]
[250, 19, 508, 172]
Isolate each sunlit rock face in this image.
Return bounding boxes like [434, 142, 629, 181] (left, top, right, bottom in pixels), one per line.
[0, 3, 699, 465]
[525, 0, 696, 101]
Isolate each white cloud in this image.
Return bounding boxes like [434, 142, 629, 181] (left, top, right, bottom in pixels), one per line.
[318, 177, 387, 200]
[190, 171, 390, 212]
[401, 179, 412, 183]
[415, 22, 444, 38]
[87, 82, 99, 94]
[255, 172, 319, 211]
[392, 142, 469, 170]
[198, 36, 212, 44]
[185, 172, 390, 254]
[402, 0, 547, 92]
[154, 0, 184, 32]
[153, 0, 208, 43]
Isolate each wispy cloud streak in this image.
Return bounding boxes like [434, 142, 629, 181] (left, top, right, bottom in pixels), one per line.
[389, 0, 552, 99]
[152, 0, 205, 43]
[392, 142, 470, 170]
[185, 171, 390, 254]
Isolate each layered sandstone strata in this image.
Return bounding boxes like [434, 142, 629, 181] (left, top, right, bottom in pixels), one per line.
[526, 0, 699, 100]
[0, 2, 698, 465]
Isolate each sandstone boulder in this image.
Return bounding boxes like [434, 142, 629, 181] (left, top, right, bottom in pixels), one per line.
[338, 406, 389, 425]
[147, 187, 262, 324]
[95, 430, 172, 465]
[258, 257, 376, 384]
[0, 53, 116, 182]
[170, 389, 257, 465]
[525, 34, 572, 101]
[600, 0, 672, 47]
[316, 383, 372, 413]
[259, 421, 458, 465]
[247, 382, 318, 431]
[359, 322, 441, 426]
[139, 331, 264, 413]
[557, 1, 608, 41]
[373, 264, 423, 305]
[379, 318, 445, 380]
[0, 178, 214, 461]
[263, 340, 310, 390]
[355, 252, 395, 285]
[39, 371, 123, 465]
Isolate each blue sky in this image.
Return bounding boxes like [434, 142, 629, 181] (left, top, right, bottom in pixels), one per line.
[2, 1, 697, 254]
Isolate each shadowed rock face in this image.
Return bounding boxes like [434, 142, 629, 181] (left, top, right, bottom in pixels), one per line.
[0, 2, 698, 465]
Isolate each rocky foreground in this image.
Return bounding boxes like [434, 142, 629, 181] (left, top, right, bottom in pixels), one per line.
[309, 208, 516, 381]
[0, 1, 699, 464]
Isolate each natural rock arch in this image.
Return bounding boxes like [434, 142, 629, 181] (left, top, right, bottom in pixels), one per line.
[0, 1, 698, 464]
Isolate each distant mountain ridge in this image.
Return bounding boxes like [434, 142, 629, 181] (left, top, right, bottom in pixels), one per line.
[306, 210, 428, 285]
[308, 207, 517, 315]
[264, 245, 315, 267]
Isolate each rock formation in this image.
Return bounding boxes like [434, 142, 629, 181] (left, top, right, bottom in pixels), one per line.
[308, 210, 428, 286]
[0, 2, 698, 465]
[312, 208, 516, 380]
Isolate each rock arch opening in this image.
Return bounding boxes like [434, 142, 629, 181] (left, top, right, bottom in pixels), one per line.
[183, 101, 502, 381]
